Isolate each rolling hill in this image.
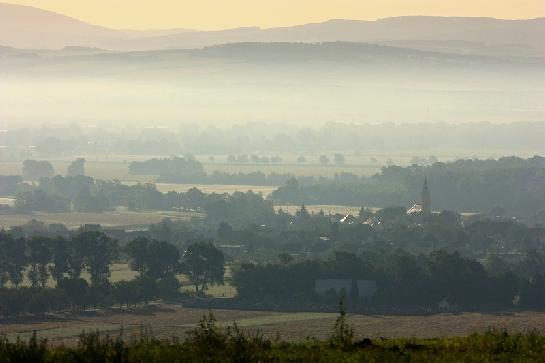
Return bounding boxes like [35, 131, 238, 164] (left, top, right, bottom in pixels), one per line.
[1, 2, 543, 57]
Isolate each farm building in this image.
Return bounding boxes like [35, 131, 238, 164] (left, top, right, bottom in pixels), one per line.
[315, 279, 377, 299]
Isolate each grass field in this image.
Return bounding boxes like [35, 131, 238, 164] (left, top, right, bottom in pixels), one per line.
[1, 148, 543, 183]
[0, 152, 424, 183]
[0, 197, 15, 206]
[4, 303, 545, 345]
[153, 183, 276, 196]
[0, 158, 382, 183]
[0, 210, 201, 230]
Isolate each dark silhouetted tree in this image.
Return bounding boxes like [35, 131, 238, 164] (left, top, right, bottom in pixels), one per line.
[181, 241, 224, 294]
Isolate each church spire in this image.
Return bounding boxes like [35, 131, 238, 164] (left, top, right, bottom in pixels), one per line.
[421, 176, 431, 214]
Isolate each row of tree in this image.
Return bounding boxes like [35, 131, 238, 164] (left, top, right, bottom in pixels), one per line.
[14, 176, 276, 228]
[128, 156, 203, 176]
[0, 231, 118, 289]
[232, 249, 545, 310]
[22, 158, 85, 181]
[158, 170, 296, 186]
[0, 231, 225, 317]
[16, 155, 545, 218]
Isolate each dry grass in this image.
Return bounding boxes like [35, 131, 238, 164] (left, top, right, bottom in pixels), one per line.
[4, 303, 545, 345]
[0, 197, 15, 206]
[0, 210, 201, 230]
[153, 183, 276, 196]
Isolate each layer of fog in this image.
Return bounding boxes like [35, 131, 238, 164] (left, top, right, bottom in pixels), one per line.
[1, 43, 543, 128]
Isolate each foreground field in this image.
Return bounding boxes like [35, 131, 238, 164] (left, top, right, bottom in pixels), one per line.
[3, 303, 545, 345]
[0, 210, 201, 229]
[3, 329, 545, 362]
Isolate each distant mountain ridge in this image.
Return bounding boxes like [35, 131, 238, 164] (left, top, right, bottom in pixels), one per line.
[0, 2, 544, 57]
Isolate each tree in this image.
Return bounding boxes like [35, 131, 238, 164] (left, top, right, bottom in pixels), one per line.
[27, 237, 52, 288]
[0, 232, 13, 288]
[319, 155, 330, 165]
[278, 253, 293, 265]
[217, 222, 233, 241]
[58, 277, 89, 309]
[520, 274, 545, 309]
[156, 275, 181, 300]
[4, 236, 27, 288]
[428, 250, 487, 307]
[126, 238, 180, 279]
[125, 238, 149, 278]
[135, 276, 157, 303]
[67, 158, 86, 177]
[22, 160, 55, 181]
[113, 280, 140, 308]
[334, 153, 345, 165]
[181, 241, 225, 294]
[331, 297, 353, 348]
[296, 204, 310, 219]
[204, 191, 275, 228]
[270, 155, 282, 163]
[129, 156, 204, 176]
[27, 289, 50, 316]
[146, 240, 180, 279]
[14, 190, 70, 212]
[297, 155, 307, 163]
[236, 155, 249, 163]
[375, 207, 407, 224]
[50, 237, 71, 283]
[75, 232, 118, 287]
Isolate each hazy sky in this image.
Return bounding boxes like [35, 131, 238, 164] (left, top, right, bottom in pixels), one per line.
[5, 0, 545, 30]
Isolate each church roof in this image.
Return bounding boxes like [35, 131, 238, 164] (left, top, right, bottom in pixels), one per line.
[407, 204, 423, 214]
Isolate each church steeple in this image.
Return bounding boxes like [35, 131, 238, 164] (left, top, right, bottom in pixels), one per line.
[421, 176, 431, 214]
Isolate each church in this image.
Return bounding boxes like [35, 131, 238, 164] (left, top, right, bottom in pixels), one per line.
[407, 176, 431, 214]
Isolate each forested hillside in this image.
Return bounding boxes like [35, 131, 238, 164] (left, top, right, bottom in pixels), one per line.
[271, 156, 545, 215]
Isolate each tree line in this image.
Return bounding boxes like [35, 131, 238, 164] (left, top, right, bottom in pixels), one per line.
[158, 170, 297, 186]
[270, 156, 545, 217]
[232, 249, 545, 311]
[0, 231, 224, 318]
[128, 156, 204, 176]
[11, 175, 275, 228]
[12, 156, 545, 218]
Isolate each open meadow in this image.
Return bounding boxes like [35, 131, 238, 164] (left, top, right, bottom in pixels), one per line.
[154, 183, 276, 196]
[0, 149, 503, 182]
[3, 303, 545, 345]
[0, 210, 201, 230]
